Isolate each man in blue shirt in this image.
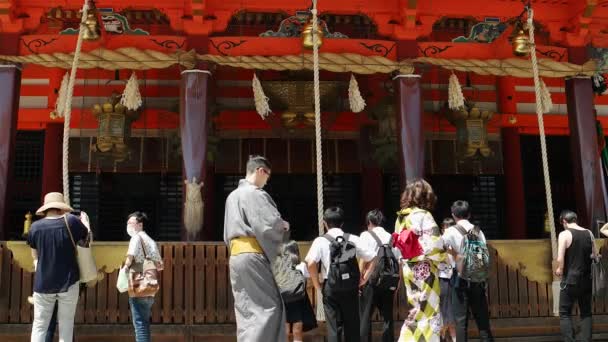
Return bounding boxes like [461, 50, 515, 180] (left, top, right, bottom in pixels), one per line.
[27, 192, 88, 342]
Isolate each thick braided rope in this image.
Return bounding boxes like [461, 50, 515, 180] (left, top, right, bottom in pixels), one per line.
[0, 48, 196, 70]
[1, 49, 598, 77]
[62, 0, 89, 205]
[528, 9, 557, 261]
[312, 0, 326, 321]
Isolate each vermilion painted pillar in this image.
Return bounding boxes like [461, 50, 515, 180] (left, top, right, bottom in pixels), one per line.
[180, 69, 210, 241]
[498, 77, 527, 239]
[0, 64, 21, 237]
[394, 74, 424, 184]
[565, 77, 606, 231]
[41, 123, 64, 197]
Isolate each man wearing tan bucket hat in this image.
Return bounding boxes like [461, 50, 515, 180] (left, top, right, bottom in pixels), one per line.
[27, 192, 89, 342]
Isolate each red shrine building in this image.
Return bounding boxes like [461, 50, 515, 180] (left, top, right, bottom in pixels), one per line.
[0, 0, 608, 339]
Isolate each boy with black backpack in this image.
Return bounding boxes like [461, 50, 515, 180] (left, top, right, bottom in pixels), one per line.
[359, 209, 402, 342]
[442, 200, 494, 342]
[305, 207, 375, 342]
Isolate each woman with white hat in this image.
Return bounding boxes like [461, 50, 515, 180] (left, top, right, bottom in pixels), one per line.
[27, 192, 89, 342]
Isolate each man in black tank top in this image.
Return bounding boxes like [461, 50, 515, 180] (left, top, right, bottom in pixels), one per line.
[555, 210, 595, 342]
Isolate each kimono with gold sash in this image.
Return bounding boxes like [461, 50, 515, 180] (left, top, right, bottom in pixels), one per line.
[395, 208, 447, 342]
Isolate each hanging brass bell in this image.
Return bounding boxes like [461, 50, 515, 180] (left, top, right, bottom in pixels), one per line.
[301, 21, 324, 50]
[82, 12, 101, 41]
[512, 30, 531, 57]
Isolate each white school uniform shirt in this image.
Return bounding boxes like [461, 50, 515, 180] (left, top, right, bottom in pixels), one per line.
[295, 262, 310, 278]
[441, 219, 487, 255]
[359, 226, 402, 261]
[304, 228, 375, 279]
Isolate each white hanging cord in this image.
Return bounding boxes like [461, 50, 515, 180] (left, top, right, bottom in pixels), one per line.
[348, 74, 366, 113]
[528, 8, 556, 261]
[448, 72, 465, 110]
[311, 0, 326, 322]
[62, 0, 90, 204]
[311, 0, 324, 237]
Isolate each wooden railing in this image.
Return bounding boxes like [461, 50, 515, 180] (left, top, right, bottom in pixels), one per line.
[1, 241, 607, 325]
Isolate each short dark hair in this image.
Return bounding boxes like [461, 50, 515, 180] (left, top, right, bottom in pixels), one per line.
[560, 210, 577, 224]
[323, 206, 345, 228]
[451, 200, 470, 219]
[128, 211, 149, 225]
[246, 155, 271, 175]
[442, 217, 456, 229]
[366, 209, 385, 227]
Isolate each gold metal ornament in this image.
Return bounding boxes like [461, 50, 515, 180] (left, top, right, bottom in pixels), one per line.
[512, 29, 531, 57]
[445, 102, 494, 159]
[91, 93, 140, 163]
[82, 11, 101, 41]
[23, 212, 33, 236]
[301, 21, 324, 49]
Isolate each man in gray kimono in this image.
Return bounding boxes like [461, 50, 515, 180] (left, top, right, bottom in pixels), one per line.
[224, 155, 289, 342]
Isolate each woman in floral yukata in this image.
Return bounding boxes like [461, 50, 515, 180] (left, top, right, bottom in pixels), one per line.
[393, 179, 447, 342]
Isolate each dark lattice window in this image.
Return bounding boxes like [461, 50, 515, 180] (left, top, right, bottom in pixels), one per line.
[214, 174, 362, 241]
[157, 173, 183, 241]
[521, 135, 575, 238]
[70, 173, 100, 234]
[69, 172, 182, 241]
[8, 131, 44, 239]
[383, 174, 505, 239]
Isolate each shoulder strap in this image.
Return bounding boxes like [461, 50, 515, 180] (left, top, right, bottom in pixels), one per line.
[138, 234, 149, 259]
[63, 215, 77, 250]
[454, 224, 467, 236]
[368, 230, 383, 246]
[323, 234, 335, 243]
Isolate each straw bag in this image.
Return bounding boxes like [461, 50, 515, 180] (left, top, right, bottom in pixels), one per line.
[64, 216, 98, 283]
[127, 236, 160, 298]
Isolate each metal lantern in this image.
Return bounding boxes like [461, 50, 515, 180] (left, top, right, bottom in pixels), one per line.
[446, 102, 494, 159]
[91, 93, 139, 163]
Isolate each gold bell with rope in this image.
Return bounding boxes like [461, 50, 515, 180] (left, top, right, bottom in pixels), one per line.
[82, 10, 101, 41]
[301, 21, 324, 50]
[512, 29, 531, 57]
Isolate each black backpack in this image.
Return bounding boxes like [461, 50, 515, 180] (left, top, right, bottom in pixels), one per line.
[323, 234, 360, 293]
[368, 231, 400, 291]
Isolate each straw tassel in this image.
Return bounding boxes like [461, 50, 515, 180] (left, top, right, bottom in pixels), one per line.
[51, 72, 69, 119]
[252, 73, 271, 118]
[121, 72, 143, 111]
[448, 72, 465, 110]
[348, 74, 366, 113]
[184, 178, 204, 239]
[539, 79, 553, 114]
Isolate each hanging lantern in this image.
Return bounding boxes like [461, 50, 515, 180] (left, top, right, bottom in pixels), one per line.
[82, 3, 101, 41]
[512, 29, 531, 57]
[301, 20, 324, 49]
[91, 93, 140, 163]
[445, 102, 494, 159]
